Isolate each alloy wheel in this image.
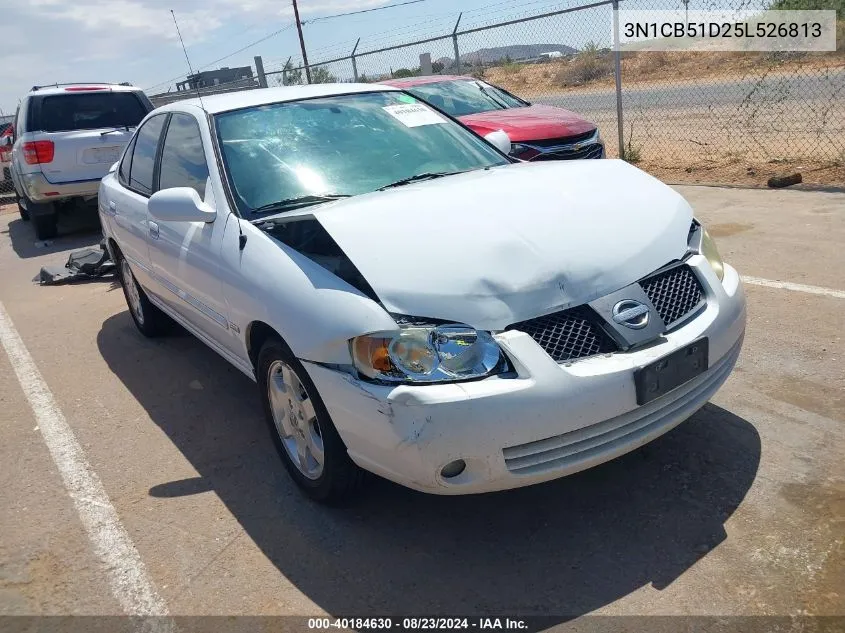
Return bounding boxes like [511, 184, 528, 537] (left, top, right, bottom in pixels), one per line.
[266, 359, 325, 479]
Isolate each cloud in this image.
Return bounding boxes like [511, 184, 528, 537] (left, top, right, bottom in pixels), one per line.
[0, 0, 392, 111]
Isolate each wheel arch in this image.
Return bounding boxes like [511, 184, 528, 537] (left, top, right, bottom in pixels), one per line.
[246, 320, 287, 370]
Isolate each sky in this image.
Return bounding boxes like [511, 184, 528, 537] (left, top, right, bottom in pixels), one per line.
[0, 0, 655, 114]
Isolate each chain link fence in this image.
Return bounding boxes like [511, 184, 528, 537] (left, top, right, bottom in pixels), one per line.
[144, 1, 844, 187]
[1, 114, 14, 197]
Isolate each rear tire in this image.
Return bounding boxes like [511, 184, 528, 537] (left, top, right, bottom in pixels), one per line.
[257, 337, 366, 504]
[31, 204, 57, 240]
[16, 194, 29, 221]
[116, 252, 172, 337]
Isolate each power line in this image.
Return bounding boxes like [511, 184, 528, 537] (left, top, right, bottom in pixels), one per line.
[145, 22, 295, 92]
[304, 0, 573, 59]
[303, 0, 428, 25]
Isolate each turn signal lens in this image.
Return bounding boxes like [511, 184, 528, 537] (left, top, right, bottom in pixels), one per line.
[700, 228, 725, 281]
[352, 336, 394, 378]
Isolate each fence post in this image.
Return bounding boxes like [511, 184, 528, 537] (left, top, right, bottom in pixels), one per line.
[254, 55, 268, 88]
[452, 13, 463, 74]
[351, 38, 361, 82]
[612, 0, 624, 159]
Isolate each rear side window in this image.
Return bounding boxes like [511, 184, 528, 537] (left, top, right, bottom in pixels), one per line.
[34, 92, 148, 133]
[158, 114, 209, 198]
[118, 136, 137, 186]
[128, 115, 167, 195]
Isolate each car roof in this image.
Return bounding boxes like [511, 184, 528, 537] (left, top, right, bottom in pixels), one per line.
[27, 84, 143, 97]
[160, 83, 400, 115]
[379, 75, 476, 88]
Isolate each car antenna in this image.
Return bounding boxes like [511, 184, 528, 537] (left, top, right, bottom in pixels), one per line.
[171, 9, 247, 250]
[170, 10, 205, 111]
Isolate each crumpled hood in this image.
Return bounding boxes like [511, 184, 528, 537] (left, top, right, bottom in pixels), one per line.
[310, 160, 693, 331]
[460, 104, 595, 142]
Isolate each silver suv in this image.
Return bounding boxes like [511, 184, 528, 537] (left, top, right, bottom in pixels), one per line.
[9, 83, 153, 239]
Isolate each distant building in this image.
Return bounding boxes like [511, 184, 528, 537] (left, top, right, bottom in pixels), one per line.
[176, 66, 256, 91]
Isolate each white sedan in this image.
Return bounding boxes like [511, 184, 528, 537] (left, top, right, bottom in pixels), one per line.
[99, 84, 746, 503]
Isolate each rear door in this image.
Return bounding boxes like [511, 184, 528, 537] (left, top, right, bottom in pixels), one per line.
[28, 90, 150, 184]
[107, 113, 169, 291]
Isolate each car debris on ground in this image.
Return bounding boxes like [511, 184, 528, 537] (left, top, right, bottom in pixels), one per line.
[38, 241, 115, 285]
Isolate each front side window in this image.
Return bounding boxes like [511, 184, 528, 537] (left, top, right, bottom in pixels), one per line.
[128, 114, 167, 195]
[158, 113, 209, 198]
[34, 92, 149, 133]
[215, 91, 508, 216]
[405, 80, 526, 117]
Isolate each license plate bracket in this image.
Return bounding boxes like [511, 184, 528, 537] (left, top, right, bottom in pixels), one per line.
[634, 338, 709, 405]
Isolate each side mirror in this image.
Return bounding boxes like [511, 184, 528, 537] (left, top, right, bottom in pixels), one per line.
[148, 187, 216, 223]
[484, 129, 512, 156]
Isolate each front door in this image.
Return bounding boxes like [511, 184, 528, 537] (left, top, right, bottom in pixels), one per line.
[147, 112, 231, 347]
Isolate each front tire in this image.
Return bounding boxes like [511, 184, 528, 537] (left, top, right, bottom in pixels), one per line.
[257, 338, 366, 504]
[117, 255, 171, 337]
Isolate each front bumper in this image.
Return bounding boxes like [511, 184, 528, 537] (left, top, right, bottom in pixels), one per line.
[304, 256, 746, 495]
[19, 171, 100, 203]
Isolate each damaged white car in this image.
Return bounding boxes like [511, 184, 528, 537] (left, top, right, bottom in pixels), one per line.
[99, 85, 746, 503]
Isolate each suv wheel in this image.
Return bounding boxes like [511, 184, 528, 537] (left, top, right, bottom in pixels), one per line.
[30, 203, 57, 240]
[16, 194, 30, 222]
[257, 338, 366, 504]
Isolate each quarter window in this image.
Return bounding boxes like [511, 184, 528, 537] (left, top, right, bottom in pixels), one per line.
[158, 113, 209, 198]
[128, 114, 167, 195]
[118, 136, 136, 187]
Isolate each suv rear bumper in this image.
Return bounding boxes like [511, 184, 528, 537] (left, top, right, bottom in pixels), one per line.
[19, 172, 100, 204]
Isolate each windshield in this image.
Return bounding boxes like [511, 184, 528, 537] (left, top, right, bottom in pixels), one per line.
[405, 80, 527, 117]
[35, 92, 149, 133]
[214, 91, 509, 216]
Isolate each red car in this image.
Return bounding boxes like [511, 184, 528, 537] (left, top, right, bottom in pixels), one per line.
[380, 75, 604, 161]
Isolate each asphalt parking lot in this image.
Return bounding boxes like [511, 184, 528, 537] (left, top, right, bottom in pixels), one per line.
[0, 185, 842, 624]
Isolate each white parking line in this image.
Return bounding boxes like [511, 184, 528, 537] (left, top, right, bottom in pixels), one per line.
[742, 276, 845, 299]
[0, 301, 169, 617]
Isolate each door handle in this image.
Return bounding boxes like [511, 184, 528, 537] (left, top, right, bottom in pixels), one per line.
[149, 221, 160, 240]
[107, 200, 117, 216]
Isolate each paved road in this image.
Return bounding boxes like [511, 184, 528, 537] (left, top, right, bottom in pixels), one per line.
[532, 70, 845, 116]
[0, 186, 843, 626]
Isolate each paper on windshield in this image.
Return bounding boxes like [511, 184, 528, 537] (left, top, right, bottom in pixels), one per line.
[383, 103, 445, 128]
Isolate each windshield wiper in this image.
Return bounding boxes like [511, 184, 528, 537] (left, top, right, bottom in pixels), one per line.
[251, 194, 350, 215]
[377, 171, 463, 191]
[100, 125, 131, 136]
[476, 83, 509, 109]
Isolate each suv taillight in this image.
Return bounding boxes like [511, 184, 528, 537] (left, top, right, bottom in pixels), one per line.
[22, 140, 54, 165]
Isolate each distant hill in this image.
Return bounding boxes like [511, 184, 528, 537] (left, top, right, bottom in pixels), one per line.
[437, 44, 577, 68]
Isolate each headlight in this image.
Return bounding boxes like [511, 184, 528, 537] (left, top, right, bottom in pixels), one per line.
[510, 143, 531, 157]
[351, 322, 505, 384]
[689, 220, 724, 281]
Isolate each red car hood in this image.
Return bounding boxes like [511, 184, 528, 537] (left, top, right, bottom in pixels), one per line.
[459, 104, 595, 142]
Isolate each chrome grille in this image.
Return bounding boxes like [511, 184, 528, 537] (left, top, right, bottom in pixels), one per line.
[530, 130, 597, 148]
[639, 264, 704, 328]
[507, 307, 617, 362]
[530, 143, 603, 161]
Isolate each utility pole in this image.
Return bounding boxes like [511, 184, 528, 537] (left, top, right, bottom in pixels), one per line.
[292, 0, 311, 84]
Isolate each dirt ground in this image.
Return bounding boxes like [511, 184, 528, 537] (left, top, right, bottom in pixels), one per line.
[481, 49, 845, 188]
[485, 50, 845, 96]
[641, 156, 845, 188]
[0, 185, 843, 627]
